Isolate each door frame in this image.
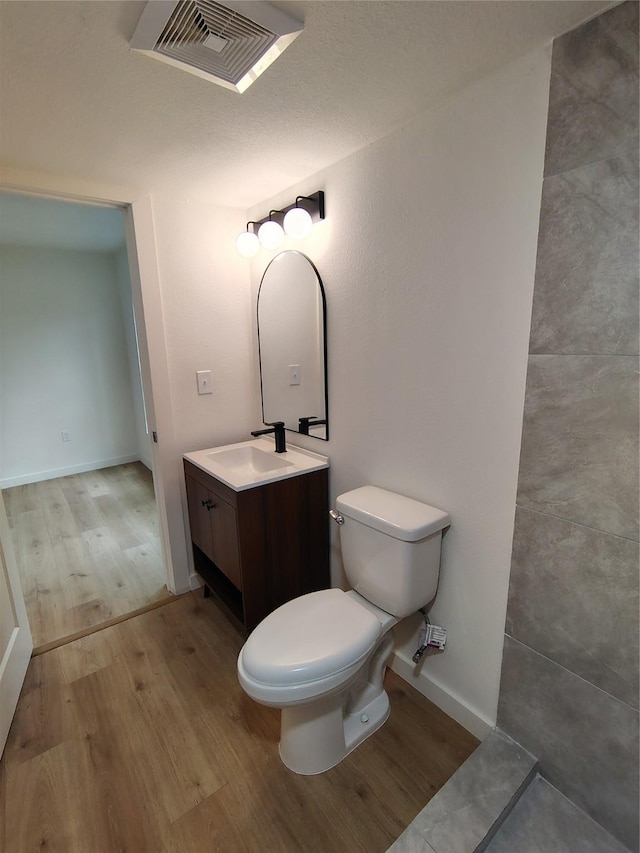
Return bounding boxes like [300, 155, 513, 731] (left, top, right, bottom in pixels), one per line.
[0, 167, 186, 595]
[0, 489, 33, 756]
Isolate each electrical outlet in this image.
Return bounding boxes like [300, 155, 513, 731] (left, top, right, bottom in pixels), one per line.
[61, 430, 71, 442]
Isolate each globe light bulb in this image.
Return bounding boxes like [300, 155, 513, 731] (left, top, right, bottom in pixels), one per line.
[258, 219, 284, 249]
[235, 230, 260, 258]
[283, 206, 313, 239]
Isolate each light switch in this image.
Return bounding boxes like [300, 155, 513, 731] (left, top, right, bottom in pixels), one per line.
[289, 364, 300, 386]
[196, 370, 213, 395]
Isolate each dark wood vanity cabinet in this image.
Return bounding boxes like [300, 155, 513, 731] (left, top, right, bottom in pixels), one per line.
[184, 459, 330, 632]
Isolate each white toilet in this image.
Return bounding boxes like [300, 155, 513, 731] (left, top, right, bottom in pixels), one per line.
[236, 485, 450, 775]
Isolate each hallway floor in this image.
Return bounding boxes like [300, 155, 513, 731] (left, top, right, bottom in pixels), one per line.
[1, 593, 479, 853]
[3, 463, 169, 651]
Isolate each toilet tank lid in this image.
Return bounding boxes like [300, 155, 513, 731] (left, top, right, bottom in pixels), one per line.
[336, 486, 450, 542]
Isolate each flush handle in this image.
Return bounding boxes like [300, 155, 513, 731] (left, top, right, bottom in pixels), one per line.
[329, 509, 344, 525]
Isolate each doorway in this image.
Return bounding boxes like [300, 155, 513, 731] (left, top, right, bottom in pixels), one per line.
[0, 190, 171, 650]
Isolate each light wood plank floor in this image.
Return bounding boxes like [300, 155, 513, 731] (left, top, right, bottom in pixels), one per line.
[2, 463, 170, 651]
[1, 593, 479, 853]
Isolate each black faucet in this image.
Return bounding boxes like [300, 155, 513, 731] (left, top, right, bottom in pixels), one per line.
[251, 421, 287, 453]
[298, 416, 327, 435]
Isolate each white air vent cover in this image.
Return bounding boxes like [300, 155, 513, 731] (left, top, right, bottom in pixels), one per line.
[131, 0, 302, 93]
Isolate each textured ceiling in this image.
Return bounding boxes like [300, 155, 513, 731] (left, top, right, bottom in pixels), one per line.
[0, 0, 614, 209]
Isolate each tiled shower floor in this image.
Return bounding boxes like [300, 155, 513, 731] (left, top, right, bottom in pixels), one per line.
[485, 775, 629, 853]
[387, 729, 631, 853]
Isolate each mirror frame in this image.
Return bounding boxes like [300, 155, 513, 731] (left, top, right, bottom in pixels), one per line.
[256, 251, 329, 440]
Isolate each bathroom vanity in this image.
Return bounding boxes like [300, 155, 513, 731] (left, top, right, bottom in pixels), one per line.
[183, 439, 330, 632]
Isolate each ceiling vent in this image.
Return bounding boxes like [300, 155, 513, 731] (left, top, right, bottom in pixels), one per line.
[130, 0, 303, 93]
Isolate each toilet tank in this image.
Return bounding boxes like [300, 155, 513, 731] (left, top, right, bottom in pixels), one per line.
[335, 486, 450, 618]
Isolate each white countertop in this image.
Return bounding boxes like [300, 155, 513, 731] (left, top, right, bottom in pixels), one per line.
[184, 437, 329, 492]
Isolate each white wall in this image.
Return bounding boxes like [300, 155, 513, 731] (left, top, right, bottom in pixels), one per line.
[146, 195, 258, 590]
[0, 245, 141, 485]
[247, 48, 552, 736]
[150, 196, 257, 453]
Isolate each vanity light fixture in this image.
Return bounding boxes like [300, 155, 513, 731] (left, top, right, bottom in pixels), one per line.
[235, 191, 325, 256]
[257, 211, 285, 250]
[283, 197, 315, 239]
[236, 222, 260, 258]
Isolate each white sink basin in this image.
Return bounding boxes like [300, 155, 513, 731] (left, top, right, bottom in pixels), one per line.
[207, 445, 294, 475]
[184, 437, 329, 491]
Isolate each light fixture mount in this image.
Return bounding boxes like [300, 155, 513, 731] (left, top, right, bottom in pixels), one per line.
[255, 191, 324, 234]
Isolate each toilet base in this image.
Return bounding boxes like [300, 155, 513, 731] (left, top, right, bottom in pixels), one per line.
[279, 689, 390, 775]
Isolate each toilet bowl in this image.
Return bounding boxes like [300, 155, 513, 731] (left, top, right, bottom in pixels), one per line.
[238, 588, 398, 774]
[237, 485, 450, 775]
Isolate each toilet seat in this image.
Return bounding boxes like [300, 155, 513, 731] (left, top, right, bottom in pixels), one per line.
[238, 588, 382, 706]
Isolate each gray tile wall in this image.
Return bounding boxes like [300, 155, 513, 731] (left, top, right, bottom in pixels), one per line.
[497, 3, 639, 851]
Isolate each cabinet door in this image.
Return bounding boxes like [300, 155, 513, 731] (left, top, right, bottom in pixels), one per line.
[208, 498, 242, 590]
[185, 475, 214, 560]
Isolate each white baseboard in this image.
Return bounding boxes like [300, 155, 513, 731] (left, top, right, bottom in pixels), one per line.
[189, 573, 203, 592]
[139, 452, 153, 471]
[0, 455, 141, 488]
[391, 649, 493, 741]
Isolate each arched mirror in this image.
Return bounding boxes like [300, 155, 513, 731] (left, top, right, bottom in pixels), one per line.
[257, 251, 328, 440]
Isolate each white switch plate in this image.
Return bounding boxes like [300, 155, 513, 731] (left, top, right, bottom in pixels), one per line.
[288, 364, 300, 386]
[61, 430, 71, 442]
[196, 370, 213, 395]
